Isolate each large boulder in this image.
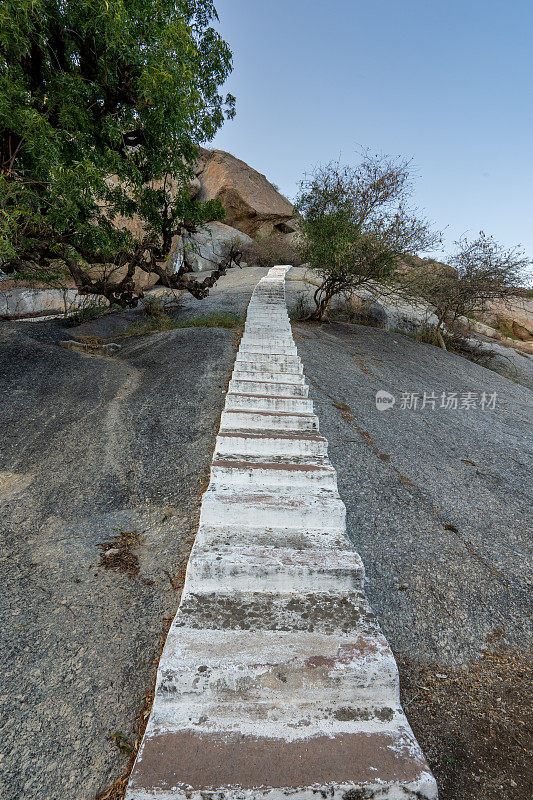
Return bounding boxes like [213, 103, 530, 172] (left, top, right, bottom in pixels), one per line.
[349, 288, 440, 332]
[192, 149, 295, 238]
[479, 295, 533, 342]
[181, 221, 253, 273]
[0, 285, 89, 319]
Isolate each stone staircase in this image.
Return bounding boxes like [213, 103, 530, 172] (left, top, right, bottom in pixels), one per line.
[125, 266, 438, 800]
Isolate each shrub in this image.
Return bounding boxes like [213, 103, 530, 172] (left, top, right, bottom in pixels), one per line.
[289, 294, 312, 321]
[295, 153, 439, 321]
[241, 235, 302, 269]
[142, 295, 169, 320]
[66, 297, 109, 326]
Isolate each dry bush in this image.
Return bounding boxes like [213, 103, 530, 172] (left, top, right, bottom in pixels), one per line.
[241, 235, 303, 269]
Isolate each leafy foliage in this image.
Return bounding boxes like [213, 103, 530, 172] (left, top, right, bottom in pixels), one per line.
[0, 0, 235, 304]
[296, 153, 439, 320]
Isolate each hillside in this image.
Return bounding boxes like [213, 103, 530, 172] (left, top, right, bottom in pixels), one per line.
[1, 267, 531, 800]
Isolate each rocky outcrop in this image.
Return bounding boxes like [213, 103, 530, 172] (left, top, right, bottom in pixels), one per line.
[348, 289, 440, 333]
[478, 295, 533, 342]
[192, 148, 295, 238]
[0, 286, 84, 319]
[180, 221, 253, 273]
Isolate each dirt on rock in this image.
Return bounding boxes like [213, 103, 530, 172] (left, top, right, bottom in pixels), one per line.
[399, 649, 533, 800]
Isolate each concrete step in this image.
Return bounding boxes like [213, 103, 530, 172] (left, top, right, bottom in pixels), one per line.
[242, 320, 290, 326]
[239, 340, 296, 353]
[174, 589, 377, 635]
[239, 342, 298, 355]
[233, 359, 303, 375]
[200, 486, 345, 529]
[220, 408, 319, 433]
[238, 350, 298, 360]
[215, 430, 328, 458]
[224, 393, 314, 414]
[245, 309, 288, 316]
[194, 524, 351, 553]
[244, 326, 292, 335]
[234, 361, 303, 376]
[231, 369, 305, 383]
[127, 724, 436, 800]
[211, 457, 337, 489]
[156, 626, 396, 707]
[185, 546, 364, 593]
[229, 378, 309, 397]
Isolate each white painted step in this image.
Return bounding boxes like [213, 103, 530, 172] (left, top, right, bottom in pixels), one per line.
[200, 486, 345, 529]
[185, 546, 364, 593]
[229, 378, 309, 397]
[244, 326, 292, 334]
[239, 340, 296, 353]
[194, 523, 351, 552]
[215, 430, 328, 458]
[235, 358, 303, 374]
[231, 369, 305, 383]
[210, 457, 337, 489]
[225, 393, 314, 413]
[220, 408, 319, 433]
[239, 342, 297, 355]
[155, 626, 397, 711]
[233, 359, 303, 375]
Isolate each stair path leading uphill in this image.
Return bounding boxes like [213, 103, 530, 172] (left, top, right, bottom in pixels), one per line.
[126, 266, 438, 800]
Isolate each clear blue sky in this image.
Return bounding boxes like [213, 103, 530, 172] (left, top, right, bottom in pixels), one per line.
[211, 0, 532, 261]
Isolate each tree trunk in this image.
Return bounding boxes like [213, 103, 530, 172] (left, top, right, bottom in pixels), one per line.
[435, 308, 448, 350]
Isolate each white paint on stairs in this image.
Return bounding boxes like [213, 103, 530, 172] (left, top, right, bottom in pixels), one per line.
[125, 265, 438, 800]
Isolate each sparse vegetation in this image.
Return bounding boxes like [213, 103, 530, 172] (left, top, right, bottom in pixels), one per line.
[295, 152, 439, 321]
[65, 298, 110, 327]
[403, 325, 457, 349]
[241, 234, 302, 269]
[122, 311, 245, 337]
[288, 293, 311, 321]
[415, 232, 530, 348]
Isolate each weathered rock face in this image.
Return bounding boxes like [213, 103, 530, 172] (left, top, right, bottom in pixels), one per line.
[192, 148, 295, 238]
[0, 286, 84, 319]
[401, 254, 458, 277]
[349, 291, 440, 333]
[479, 295, 533, 342]
[181, 221, 253, 273]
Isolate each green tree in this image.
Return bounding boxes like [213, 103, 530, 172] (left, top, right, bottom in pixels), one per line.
[296, 153, 439, 321]
[0, 0, 235, 305]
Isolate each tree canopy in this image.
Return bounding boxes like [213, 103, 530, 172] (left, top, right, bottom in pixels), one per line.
[0, 0, 235, 304]
[296, 153, 439, 320]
